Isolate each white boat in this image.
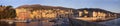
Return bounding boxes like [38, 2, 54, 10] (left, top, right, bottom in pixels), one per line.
[8, 21, 14, 24]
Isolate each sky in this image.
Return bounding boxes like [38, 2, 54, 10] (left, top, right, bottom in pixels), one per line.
[0, 0, 120, 13]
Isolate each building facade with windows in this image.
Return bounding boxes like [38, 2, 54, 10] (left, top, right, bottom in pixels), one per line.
[15, 5, 73, 20]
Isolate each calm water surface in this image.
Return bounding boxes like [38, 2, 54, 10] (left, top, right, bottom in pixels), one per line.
[0, 20, 54, 26]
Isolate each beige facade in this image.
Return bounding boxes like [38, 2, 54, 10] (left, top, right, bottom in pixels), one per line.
[15, 7, 72, 20]
[16, 8, 31, 20]
[31, 10, 57, 19]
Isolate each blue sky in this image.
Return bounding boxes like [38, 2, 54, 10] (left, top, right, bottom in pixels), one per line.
[0, 0, 120, 13]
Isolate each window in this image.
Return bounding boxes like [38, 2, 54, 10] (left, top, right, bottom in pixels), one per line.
[84, 10, 88, 14]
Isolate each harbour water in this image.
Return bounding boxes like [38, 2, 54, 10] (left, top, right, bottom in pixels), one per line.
[0, 20, 54, 26]
[1, 17, 120, 26]
[0, 18, 70, 26]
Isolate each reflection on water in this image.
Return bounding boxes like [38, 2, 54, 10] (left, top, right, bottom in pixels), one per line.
[0, 18, 70, 26]
[0, 21, 15, 26]
[0, 20, 54, 26]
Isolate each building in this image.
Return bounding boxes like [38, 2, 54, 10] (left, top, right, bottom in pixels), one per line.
[15, 8, 31, 20]
[15, 4, 120, 22]
[15, 4, 73, 20]
[76, 8, 119, 22]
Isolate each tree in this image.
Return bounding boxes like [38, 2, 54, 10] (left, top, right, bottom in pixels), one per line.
[0, 5, 16, 19]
